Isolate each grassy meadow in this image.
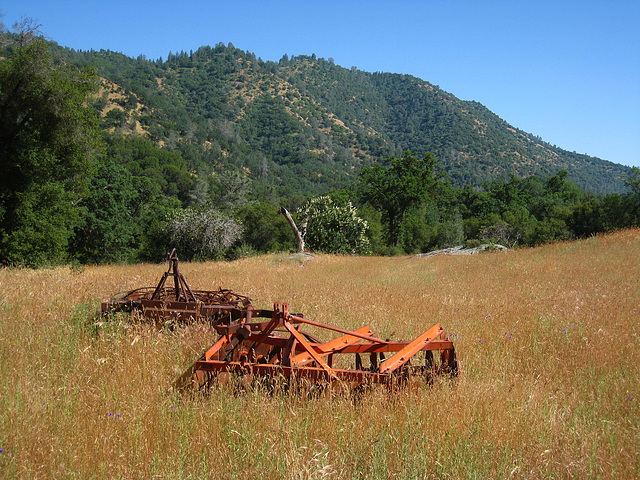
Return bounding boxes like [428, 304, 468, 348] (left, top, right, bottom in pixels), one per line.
[0, 229, 639, 479]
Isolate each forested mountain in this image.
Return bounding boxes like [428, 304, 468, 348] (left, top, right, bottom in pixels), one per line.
[62, 43, 630, 195]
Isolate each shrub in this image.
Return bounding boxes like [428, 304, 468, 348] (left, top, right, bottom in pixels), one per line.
[163, 206, 243, 260]
[298, 196, 371, 255]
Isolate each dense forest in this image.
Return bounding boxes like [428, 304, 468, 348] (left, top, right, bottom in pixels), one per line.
[1, 23, 639, 266]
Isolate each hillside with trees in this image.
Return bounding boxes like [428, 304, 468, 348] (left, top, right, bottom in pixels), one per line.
[1, 24, 639, 266]
[62, 43, 631, 196]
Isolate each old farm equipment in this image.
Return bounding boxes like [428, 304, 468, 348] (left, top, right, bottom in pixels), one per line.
[100, 249, 252, 325]
[178, 302, 460, 392]
[100, 250, 459, 391]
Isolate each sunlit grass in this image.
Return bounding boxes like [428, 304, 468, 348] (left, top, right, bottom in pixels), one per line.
[1, 229, 639, 478]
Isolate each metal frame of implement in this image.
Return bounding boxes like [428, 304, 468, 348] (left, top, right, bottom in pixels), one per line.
[100, 249, 252, 325]
[187, 302, 459, 390]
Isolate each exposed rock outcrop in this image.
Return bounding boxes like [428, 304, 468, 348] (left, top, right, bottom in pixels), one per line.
[415, 244, 508, 257]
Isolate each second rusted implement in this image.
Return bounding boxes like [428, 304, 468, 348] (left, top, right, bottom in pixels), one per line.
[100, 249, 252, 325]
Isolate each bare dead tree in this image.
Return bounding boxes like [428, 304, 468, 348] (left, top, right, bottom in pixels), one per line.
[280, 207, 305, 252]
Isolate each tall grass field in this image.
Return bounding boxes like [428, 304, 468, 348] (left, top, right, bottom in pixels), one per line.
[1, 229, 638, 479]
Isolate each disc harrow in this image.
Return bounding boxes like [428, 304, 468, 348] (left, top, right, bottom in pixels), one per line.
[180, 301, 460, 392]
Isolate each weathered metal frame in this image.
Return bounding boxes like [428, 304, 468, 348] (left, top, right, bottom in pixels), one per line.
[100, 249, 252, 324]
[185, 302, 459, 391]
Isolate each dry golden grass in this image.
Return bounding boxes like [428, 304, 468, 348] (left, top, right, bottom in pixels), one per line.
[1, 229, 639, 479]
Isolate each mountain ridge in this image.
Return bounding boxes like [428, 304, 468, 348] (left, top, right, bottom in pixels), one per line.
[62, 43, 630, 194]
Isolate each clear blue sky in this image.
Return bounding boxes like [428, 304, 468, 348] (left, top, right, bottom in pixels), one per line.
[3, 0, 639, 167]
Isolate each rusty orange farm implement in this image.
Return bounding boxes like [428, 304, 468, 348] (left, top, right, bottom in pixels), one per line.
[100, 249, 252, 326]
[182, 301, 459, 391]
[100, 250, 460, 391]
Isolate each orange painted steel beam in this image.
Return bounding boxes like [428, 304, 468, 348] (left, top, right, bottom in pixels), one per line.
[225, 334, 455, 356]
[284, 321, 337, 379]
[238, 334, 454, 354]
[379, 323, 443, 374]
[291, 325, 374, 367]
[288, 314, 388, 344]
[338, 339, 454, 354]
[204, 335, 230, 361]
[195, 359, 387, 384]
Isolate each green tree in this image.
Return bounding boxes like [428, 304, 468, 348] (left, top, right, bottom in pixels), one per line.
[0, 22, 101, 265]
[69, 157, 140, 264]
[625, 167, 640, 198]
[235, 202, 294, 253]
[398, 208, 437, 254]
[436, 209, 465, 248]
[211, 169, 253, 211]
[624, 167, 640, 223]
[359, 151, 439, 246]
[570, 197, 604, 237]
[357, 205, 385, 254]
